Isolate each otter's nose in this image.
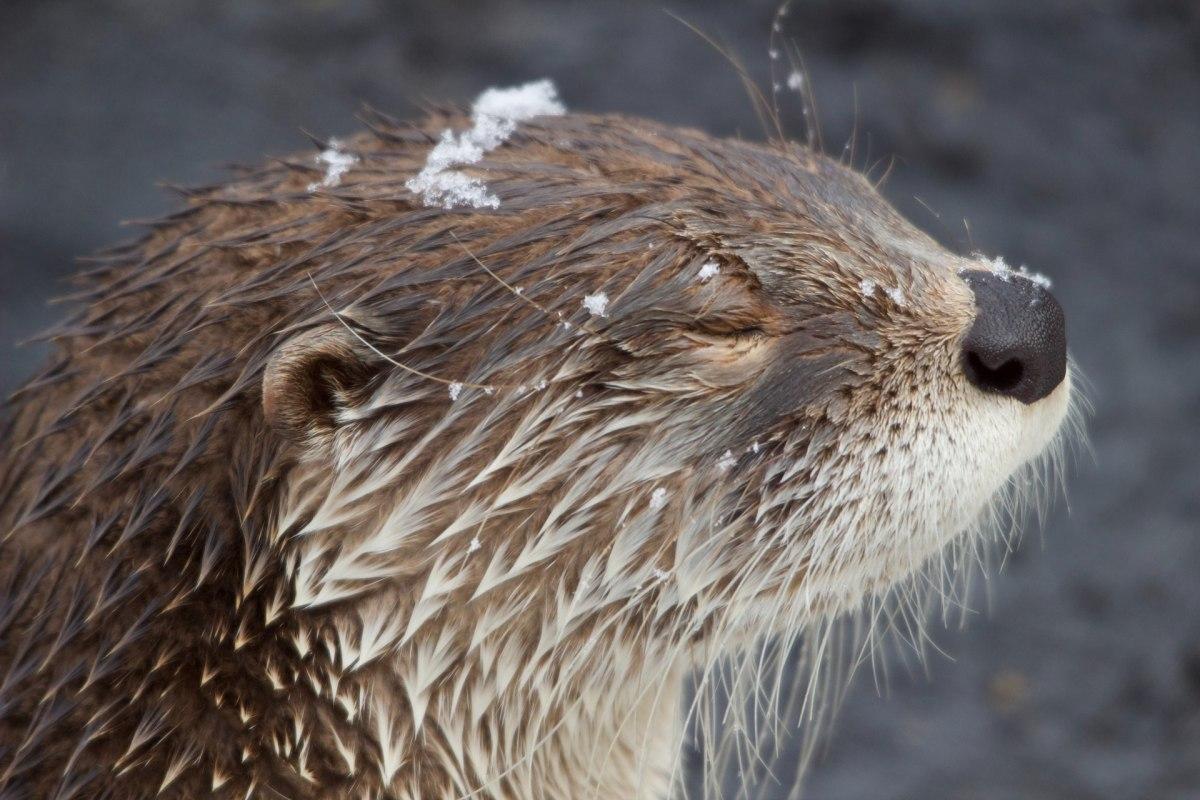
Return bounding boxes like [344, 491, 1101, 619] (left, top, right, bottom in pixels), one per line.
[960, 270, 1067, 405]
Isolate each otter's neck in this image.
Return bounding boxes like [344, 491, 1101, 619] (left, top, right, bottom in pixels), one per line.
[251, 605, 687, 799]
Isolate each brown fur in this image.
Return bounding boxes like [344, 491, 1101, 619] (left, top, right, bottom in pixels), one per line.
[0, 107, 1053, 800]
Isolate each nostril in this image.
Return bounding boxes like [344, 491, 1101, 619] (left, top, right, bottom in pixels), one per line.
[964, 351, 1025, 394]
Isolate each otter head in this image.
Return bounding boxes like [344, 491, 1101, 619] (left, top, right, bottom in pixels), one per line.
[260, 122, 1071, 639]
[0, 92, 1079, 800]
[245, 110, 1075, 795]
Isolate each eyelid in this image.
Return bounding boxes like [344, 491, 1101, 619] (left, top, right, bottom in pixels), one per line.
[730, 326, 766, 340]
[685, 324, 768, 348]
[688, 315, 766, 336]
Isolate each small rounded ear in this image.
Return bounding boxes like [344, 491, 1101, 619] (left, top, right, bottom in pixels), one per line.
[263, 323, 377, 448]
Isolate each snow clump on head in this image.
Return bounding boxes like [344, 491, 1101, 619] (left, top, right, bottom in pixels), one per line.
[307, 140, 358, 192]
[977, 254, 1053, 290]
[406, 79, 566, 210]
[582, 292, 609, 317]
[696, 260, 720, 283]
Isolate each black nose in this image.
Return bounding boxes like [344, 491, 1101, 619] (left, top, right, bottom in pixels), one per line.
[960, 270, 1067, 405]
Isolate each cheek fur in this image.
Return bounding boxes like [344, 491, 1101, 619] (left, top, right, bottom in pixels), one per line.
[769, 348, 1072, 618]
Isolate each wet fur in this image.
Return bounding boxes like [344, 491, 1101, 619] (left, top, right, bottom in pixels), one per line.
[0, 109, 1078, 799]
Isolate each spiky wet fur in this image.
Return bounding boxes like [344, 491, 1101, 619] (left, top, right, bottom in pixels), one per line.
[0, 109, 1079, 799]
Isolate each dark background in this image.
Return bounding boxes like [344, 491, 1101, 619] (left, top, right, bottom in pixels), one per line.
[2, 1, 1198, 798]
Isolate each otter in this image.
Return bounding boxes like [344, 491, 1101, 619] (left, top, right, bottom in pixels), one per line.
[0, 80, 1075, 799]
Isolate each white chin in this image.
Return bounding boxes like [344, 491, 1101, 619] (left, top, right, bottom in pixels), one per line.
[792, 373, 1074, 621]
[1013, 372, 1072, 467]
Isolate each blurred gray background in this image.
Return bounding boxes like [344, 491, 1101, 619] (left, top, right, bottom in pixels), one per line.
[2, 1, 1198, 798]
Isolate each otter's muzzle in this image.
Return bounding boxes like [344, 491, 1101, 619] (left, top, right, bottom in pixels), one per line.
[959, 270, 1067, 405]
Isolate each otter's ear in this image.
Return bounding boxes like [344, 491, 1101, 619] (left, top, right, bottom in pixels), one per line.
[262, 324, 377, 448]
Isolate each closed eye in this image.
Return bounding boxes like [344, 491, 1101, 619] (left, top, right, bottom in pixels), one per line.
[687, 315, 768, 343]
[683, 324, 770, 352]
[727, 326, 766, 343]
